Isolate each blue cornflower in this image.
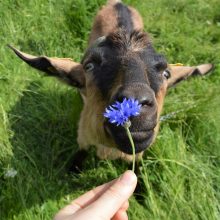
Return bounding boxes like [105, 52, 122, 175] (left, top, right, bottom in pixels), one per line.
[104, 98, 141, 171]
[104, 98, 141, 126]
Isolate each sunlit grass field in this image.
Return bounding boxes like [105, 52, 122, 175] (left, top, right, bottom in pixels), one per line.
[0, 0, 220, 219]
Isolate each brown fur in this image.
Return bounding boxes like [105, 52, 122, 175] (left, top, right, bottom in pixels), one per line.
[153, 82, 168, 137]
[106, 30, 151, 52]
[128, 6, 144, 30]
[89, 1, 144, 46]
[89, 3, 118, 45]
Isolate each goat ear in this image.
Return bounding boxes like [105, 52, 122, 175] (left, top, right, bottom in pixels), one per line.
[8, 45, 85, 88]
[167, 63, 214, 88]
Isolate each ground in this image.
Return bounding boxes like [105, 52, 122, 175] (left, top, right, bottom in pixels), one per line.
[0, 0, 220, 219]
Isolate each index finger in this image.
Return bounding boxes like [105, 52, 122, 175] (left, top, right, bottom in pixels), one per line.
[71, 178, 117, 210]
[54, 178, 117, 220]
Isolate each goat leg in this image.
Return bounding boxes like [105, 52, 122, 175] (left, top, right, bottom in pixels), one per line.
[68, 150, 89, 173]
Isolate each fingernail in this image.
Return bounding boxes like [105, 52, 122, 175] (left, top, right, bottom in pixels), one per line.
[120, 170, 137, 186]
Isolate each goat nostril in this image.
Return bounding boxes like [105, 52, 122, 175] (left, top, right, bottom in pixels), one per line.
[140, 99, 154, 107]
[116, 96, 125, 103]
[113, 93, 154, 107]
[114, 94, 132, 104]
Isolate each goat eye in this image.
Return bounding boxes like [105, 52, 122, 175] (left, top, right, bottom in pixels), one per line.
[85, 63, 94, 72]
[163, 69, 171, 79]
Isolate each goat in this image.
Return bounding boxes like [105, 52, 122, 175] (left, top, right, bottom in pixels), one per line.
[9, 0, 213, 163]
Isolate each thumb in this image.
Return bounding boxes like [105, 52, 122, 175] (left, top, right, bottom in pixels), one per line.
[85, 170, 137, 219]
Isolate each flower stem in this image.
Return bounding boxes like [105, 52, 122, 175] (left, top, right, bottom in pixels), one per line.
[125, 127, 136, 172]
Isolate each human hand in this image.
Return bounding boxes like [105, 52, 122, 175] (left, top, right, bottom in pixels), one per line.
[54, 170, 137, 220]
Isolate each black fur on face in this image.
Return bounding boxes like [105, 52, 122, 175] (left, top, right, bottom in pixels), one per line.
[115, 2, 134, 33]
[82, 30, 168, 153]
[82, 45, 121, 97]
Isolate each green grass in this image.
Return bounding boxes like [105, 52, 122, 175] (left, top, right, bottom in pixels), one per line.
[0, 0, 220, 219]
